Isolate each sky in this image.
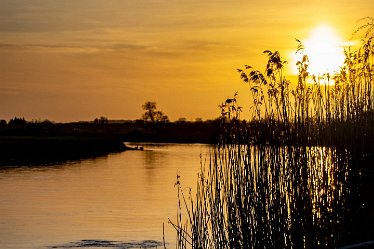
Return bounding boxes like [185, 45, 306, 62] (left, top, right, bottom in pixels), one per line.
[0, 0, 373, 122]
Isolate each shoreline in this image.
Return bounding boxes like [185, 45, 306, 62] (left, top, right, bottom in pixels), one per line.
[0, 135, 127, 166]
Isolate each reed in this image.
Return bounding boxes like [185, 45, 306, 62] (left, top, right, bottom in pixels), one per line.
[171, 22, 374, 248]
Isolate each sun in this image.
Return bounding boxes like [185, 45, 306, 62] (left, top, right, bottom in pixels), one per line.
[293, 25, 346, 77]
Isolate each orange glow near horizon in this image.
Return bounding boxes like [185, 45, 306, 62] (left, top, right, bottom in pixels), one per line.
[0, 1, 373, 121]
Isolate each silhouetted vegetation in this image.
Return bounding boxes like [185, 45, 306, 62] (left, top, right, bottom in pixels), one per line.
[0, 117, 221, 165]
[142, 101, 169, 123]
[8, 117, 27, 127]
[123, 119, 220, 144]
[171, 21, 374, 248]
[94, 116, 109, 124]
[0, 136, 126, 166]
[0, 118, 221, 143]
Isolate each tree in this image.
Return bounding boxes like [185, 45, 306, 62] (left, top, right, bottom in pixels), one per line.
[0, 120, 7, 126]
[8, 117, 27, 127]
[142, 101, 169, 123]
[94, 116, 109, 124]
[177, 117, 187, 123]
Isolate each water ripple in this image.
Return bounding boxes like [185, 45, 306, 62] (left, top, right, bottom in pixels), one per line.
[49, 239, 164, 248]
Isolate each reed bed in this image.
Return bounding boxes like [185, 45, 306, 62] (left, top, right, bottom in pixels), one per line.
[171, 21, 374, 248]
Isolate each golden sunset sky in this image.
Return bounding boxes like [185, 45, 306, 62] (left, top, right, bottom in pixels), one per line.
[0, 0, 372, 122]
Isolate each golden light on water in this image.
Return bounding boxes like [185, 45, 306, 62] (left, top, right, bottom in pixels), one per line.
[292, 25, 346, 82]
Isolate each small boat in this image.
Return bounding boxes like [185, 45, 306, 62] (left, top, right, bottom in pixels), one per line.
[125, 144, 144, 151]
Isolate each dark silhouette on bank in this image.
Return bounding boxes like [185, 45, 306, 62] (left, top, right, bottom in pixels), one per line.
[141, 101, 169, 123]
[0, 135, 127, 166]
[0, 117, 221, 166]
[0, 117, 221, 143]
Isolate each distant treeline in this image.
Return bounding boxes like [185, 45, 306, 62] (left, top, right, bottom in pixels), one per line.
[3, 114, 374, 147]
[0, 117, 222, 144]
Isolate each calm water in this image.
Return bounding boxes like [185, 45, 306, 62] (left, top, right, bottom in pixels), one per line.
[0, 143, 211, 249]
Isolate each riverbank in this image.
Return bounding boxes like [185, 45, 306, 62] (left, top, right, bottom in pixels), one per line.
[0, 136, 127, 166]
[0, 119, 221, 144]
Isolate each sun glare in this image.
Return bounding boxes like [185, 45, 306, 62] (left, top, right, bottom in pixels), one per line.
[293, 25, 346, 79]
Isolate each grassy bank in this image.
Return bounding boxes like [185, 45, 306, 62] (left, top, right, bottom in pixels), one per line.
[0, 136, 127, 166]
[0, 119, 221, 144]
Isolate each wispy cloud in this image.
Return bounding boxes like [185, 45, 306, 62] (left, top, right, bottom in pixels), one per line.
[0, 0, 373, 121]
[0, 42, 150, 54]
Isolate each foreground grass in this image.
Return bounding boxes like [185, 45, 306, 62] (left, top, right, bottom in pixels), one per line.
[172, 21, 374, 248]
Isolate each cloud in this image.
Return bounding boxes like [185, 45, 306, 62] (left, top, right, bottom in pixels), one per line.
[0, 1, 109, 33]
[0, 42, 149, 54]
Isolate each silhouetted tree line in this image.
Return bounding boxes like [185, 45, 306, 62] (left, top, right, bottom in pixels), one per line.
[93, 116, 109, 124]
[8, 117, 27, 126]
[0, 116, 221, 143]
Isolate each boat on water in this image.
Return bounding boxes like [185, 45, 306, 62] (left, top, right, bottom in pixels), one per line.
[124, 144, 144, 151]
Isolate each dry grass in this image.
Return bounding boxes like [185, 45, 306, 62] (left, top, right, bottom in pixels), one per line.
[171, 23, 374, 249]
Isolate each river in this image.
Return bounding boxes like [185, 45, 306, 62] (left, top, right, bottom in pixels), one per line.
[0, 143, 211, 249]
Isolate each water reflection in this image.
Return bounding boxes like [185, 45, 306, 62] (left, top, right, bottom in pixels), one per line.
[0, 154, 110, 172]
[183, 144, 368, 248]
[0, 143, 209, 249]
[2, 142, 367, 249]
[49, 239, 163, 248]
[144, 149, 168, 169]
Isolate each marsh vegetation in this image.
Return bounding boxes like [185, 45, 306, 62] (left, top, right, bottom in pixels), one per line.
[172, 20, 374, 248]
